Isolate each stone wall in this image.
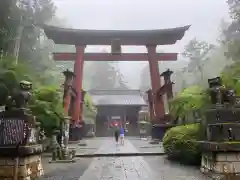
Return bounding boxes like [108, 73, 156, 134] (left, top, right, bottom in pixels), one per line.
[201, 152, 240, 174]
[0, 155, 43, 180]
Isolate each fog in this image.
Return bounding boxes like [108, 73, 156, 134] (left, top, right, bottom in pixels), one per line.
[53, 0, 229, 88]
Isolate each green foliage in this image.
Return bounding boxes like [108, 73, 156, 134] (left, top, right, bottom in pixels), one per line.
[221, 62, 240, 95]
[163, 123, 201, 165]
[0, 56, 66, 137]
[0, 0, 98, 137]
[169, 86, 209, 119]
[0, 56, 38, 84]
[84, 93, 94, 109]
[182, 38, 215, 87]
[224, 0, 240, 61]
[83, 93, 96, 124]
[0, 57, 62, 133]
[228, 0, 240, 20]
[0, 83, 9, 105]
[0, 56, 32, 105]
[0, 70, 18, 93]
[30, 86, 64, 137]
[0, 0, 20, 51]
[0, 0, 61, 86]
[34, 86, 61, 103]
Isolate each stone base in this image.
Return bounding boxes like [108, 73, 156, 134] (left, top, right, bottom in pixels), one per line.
[201, 152, 240, 174]
[149, 140, 160, 144]
[78, 140, 87, 146]
[200, 168, 240, 180]
[151, 124, 174, 140]
[69, 126, 83, 141]
[49, 159, 76, 163]
[0, 154, 43, 180]
[68, 141, 80, 144]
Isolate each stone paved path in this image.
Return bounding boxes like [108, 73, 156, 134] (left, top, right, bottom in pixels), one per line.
[40, 158, 92, 180]
[145, 156, 211, 180]
[79, 156, 157, 180]
[79, 139, 157, 180]
[77, 138, 209, 180]
[41, 137, 210, 180]
[129, 137, 164, 153]
[68, 138, 105, 155]
[69, 137, 164, 155]
[96, 137, 140, 154]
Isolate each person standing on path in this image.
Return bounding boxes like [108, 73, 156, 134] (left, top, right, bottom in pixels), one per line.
[113, 122, 120, 145]
[120, 126, 125, 145]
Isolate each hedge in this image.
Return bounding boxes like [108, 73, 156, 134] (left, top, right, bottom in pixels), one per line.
[163, 123, 201, 165]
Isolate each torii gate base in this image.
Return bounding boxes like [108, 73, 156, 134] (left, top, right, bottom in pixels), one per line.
[43, 25, 190, 141]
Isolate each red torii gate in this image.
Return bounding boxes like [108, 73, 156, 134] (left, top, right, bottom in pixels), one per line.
[43, 25, 190, 140]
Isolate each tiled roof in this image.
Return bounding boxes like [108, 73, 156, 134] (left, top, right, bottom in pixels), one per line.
[88, 90, 147, 106]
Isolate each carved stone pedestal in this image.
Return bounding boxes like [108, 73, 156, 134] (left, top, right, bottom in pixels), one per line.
[0, 154, 43, 180]
[151, 123, 174, 140]
[0, 145, 43, 180]
[201, 152, 240, 174]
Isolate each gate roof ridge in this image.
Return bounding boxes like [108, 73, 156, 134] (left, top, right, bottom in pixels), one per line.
[42, 24, 191, 46]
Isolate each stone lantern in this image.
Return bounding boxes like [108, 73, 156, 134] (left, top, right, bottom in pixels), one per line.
[0, 80, 44, 179]
[160, 69, 174, 100]
[199, 77, 240, 179]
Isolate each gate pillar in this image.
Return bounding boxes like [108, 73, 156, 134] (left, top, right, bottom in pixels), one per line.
[146, 45, 165, 122]
[69, 46, 85, 141]
[147, 89, 154, 122]
[72, 46, 85, 123]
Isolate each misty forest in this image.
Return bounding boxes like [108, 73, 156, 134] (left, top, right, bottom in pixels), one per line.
[1, 0, 240, 175]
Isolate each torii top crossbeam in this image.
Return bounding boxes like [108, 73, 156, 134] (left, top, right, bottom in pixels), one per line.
[43, 25, 190, 45]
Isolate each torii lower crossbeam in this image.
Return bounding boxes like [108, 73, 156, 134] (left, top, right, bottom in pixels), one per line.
[53, 52, 178, 61]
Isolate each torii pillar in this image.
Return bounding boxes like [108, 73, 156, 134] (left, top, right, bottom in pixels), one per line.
[147, 45, 165, 122]
[69, 46, 85, 141]
[73, 46, 85, 123]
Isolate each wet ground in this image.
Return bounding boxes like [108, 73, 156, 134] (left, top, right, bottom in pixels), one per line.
[41, 158, 92, 180]
[40, 137, 210, 180]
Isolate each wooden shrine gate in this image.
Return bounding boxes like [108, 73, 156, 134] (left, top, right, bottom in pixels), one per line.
[43, 25, 190, 141]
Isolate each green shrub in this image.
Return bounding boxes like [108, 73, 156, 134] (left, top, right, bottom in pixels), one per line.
[0, 83, 9, 105]
[169, 86, 209, 119]
[29, 86, 64, 137]
[163, 123, 201, 165]
[0, 70, 19, 92]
